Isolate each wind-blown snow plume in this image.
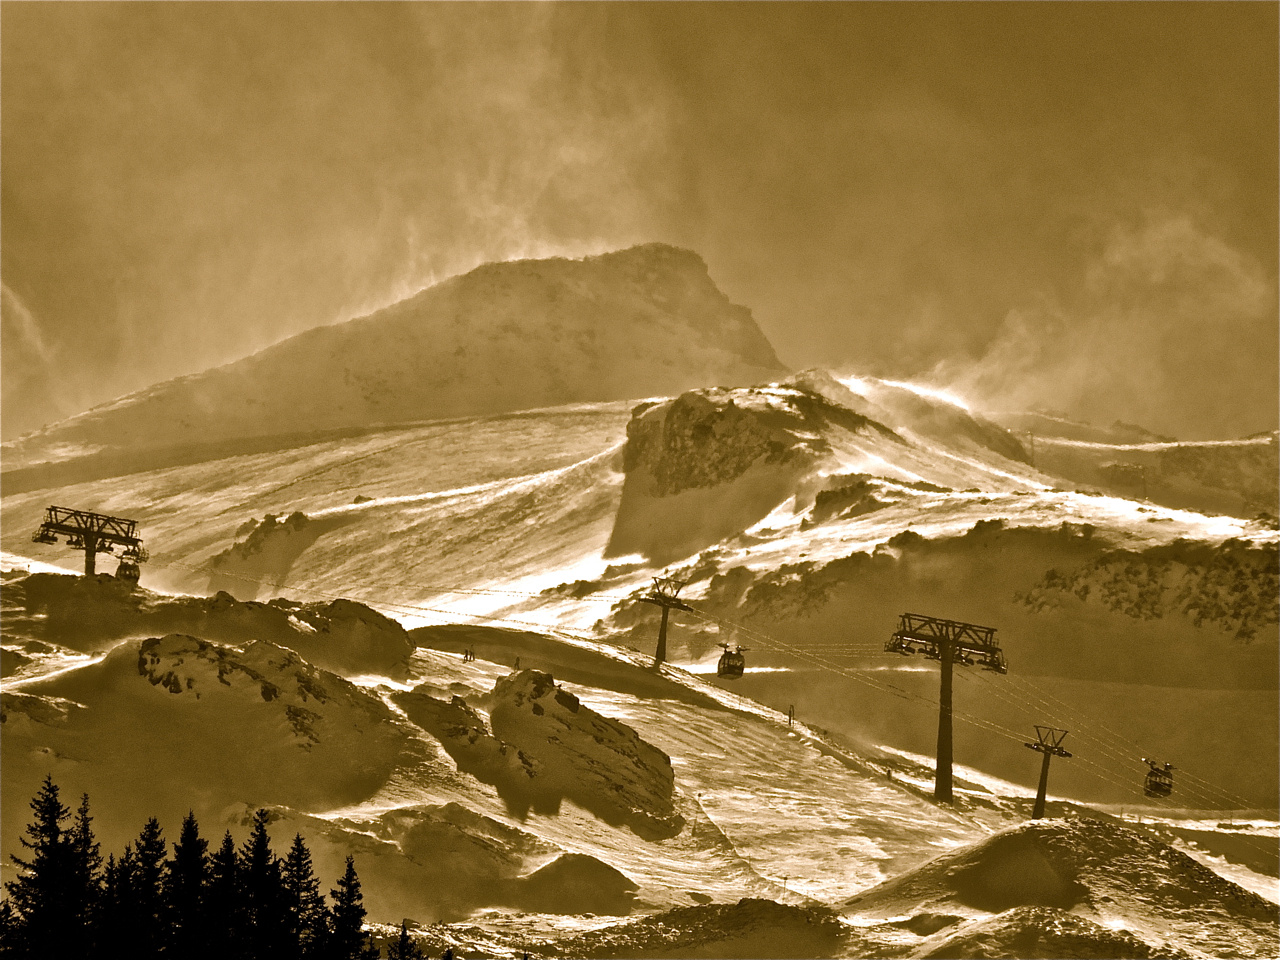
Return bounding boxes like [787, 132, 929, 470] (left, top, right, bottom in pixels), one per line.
[934, 216, 1278, 440]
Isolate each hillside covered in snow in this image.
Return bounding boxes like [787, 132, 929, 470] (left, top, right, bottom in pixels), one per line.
[2, 245, 1277, 957]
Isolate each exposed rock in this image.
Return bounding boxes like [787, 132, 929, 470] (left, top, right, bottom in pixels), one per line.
[1019, 538, 1279, 641]
[2, 572, 413, 677]
[489, 670, 684, 839]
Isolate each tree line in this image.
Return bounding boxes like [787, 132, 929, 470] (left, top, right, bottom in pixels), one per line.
[0, 777, 429, 960]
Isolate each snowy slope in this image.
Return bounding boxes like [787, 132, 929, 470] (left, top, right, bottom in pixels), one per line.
[3, 358, 1277, 948]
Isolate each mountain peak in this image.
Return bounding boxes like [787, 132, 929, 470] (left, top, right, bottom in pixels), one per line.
[3, 244, 786, 470]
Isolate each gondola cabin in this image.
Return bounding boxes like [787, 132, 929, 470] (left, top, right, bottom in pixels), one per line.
[717, 643, 748, 679]
[1143, 758, 1174, 798]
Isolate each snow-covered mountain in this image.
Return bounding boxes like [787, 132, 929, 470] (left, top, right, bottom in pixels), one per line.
[0, 243, 785, 476]
[2, 247, 1276, 955]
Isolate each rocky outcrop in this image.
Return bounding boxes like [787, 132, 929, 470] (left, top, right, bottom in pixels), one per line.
[391, 689, 550, 818]
[488, 670, 684, 840]
[606, 382, 885, 564]
[2, 572, 413, 677]
[1019, 538, 1279, 641]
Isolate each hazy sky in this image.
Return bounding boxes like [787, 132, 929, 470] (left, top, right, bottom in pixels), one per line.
[2, 2, 1276, 440]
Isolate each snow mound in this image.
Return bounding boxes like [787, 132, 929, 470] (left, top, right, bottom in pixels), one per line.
[279, 802, 637, 922]
[2, 572, 413, 678]
[545, 898, 846, 958]
[2, 243, 785, 469]
[914, 905, 1164, 959]
[1, 636, 425, 861]
[845, 817, 1278, 959]
[488, 670, 685, 839]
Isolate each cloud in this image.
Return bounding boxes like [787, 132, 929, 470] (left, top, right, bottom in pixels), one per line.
[934, 215, 1278, 439]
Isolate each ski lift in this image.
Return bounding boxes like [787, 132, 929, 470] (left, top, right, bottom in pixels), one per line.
[1142, 758, 1174, 798]
[115, 560, 141, 584]
[716, 643, 748, 679]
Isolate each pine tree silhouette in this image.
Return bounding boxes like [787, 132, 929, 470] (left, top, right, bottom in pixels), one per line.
[240, 809, 290, 960]
[328, 856, 378, 960]
[134, 817, 168, 958]
[4, 775, 75, 958]
[207, 830, 243, 960]
[283, 833, 329, 959]
[166, 811, 210, 960]
[67, 794, 103, 954]
[100, 842, 139, 955]
[387, 920, 425, 959]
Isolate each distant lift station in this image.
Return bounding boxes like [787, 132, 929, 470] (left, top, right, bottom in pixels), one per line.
[886, 612, 1007, 803]
[639, 576, 693, 667]
[31, 506, 148, 580]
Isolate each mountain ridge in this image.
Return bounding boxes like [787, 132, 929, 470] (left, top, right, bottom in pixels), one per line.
[2, 243, 786, 468]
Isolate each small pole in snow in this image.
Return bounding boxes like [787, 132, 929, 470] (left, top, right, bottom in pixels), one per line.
[788, 704, 795, 727]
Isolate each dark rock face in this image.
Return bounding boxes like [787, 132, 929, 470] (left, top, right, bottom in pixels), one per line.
[607, 383, 877, 564]
[488, 670, 685, 840]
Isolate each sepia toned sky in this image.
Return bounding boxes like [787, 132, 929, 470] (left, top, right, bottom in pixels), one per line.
[2, 2, 1276, 440]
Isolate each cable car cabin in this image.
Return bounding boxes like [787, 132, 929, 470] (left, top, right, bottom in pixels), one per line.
[1143, 759, 1174, 798]
[717, 643, 747, 679]
[115, 560, 141, 584]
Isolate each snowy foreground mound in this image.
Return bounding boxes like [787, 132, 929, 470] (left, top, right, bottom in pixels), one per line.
[2, 243, 785, 473]
[843, 816, 1279, 958]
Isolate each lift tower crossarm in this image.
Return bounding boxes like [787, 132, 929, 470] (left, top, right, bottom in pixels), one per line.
[1024, 726, 1071, 819]
[31, 505, 146, 576]
[638, 576, 693, 667]
[885, 612, 1008, 803]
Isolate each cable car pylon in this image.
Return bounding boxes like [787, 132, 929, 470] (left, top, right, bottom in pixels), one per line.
[638, 576, 693, 667]
[31, 505, 148, 579]
[1025, 726, 1071, 819]
[885, 612, 1007, 803]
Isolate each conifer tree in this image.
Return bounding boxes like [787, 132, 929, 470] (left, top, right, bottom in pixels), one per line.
[328, 856, 378, 960]
[240, 809, 289, 960]
[166, 811, 210, 959]
[68, 793, 103, 952]
[0, 900, 20, 959]
[132, 817, 168, 958]
[387, 921, 424, 959]
[282, 833, 329, 959]
[100, 843, 139, 955]
[4, 775, 75, 958]
[207, 830, 243, 960]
